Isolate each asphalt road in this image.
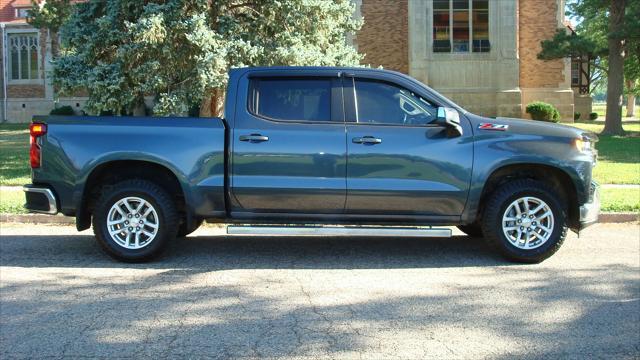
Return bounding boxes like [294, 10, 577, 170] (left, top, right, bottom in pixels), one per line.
[1, 223, 639, 359]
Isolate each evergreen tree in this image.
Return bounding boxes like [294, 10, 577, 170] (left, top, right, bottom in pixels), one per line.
[47, 0, 362, 116]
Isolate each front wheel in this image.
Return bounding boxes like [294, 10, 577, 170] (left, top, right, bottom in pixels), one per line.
[93, 179, 179, 262]
[481, 179, 568, 263]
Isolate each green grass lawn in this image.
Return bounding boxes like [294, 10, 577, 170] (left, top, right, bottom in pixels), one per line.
[0, 189, 26, 214]
[570, 121, 640, 185]
[0, 123, 30, 186]
[600, 187, 640, 213]
[591, 103, 636, 119]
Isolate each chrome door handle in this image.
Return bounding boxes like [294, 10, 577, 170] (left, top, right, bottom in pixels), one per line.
[239, 134, 269, 142]
[352, 136, 382, 144]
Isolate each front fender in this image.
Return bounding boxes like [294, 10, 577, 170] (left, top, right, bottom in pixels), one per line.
[462, 133, 592, 223]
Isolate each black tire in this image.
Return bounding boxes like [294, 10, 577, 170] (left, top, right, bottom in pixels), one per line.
[177, 219, 203, 238]
[92, 179, 179, 262]
[457, 223, 484, 238]
[481, 179, 568, 263]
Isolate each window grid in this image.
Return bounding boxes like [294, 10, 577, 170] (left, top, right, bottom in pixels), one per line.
[8, 33, 40, 81]
[433, 0, 490, 54]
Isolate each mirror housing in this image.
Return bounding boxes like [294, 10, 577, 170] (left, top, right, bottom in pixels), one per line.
[436, 107, 463, 137]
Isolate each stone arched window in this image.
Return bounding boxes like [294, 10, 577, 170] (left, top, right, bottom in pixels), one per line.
[8, 32, 41, 82]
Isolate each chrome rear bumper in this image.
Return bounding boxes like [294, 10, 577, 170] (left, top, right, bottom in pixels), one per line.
[23, 185, 58, 215]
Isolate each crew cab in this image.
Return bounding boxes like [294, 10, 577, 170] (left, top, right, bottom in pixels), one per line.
[24, 67, 600, 263]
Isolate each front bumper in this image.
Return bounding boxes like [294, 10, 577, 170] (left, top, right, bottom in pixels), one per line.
[23, 185, 58, 215]
[578, 181, 600, 229]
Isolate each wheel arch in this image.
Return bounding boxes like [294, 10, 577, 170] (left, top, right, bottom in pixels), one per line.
[473, 163, 580, 229]
[76, 160, 190, 231]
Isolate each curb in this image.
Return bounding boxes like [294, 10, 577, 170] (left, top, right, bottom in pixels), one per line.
[1, 213, 75, 224]
[1, 213, 637, 225]
[598, 213, 639, 223]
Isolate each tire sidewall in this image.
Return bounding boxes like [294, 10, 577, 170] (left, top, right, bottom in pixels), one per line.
[94, 186, 174, 261]
[491, 187, 566, 260]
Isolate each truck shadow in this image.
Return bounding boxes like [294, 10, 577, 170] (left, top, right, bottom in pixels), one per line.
[0, 233, 513, 269]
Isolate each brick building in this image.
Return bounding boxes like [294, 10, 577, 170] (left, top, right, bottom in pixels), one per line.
[0, 0, 88, 122]
[353, 0, 592, 121]
[1, 0, 591, 122]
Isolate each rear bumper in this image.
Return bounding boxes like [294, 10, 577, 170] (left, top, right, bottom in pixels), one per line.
[23, 185, 58, 215]
[578, 181, 600, 230]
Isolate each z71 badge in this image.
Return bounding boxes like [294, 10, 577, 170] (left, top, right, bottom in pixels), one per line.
[478, 123, 509, 131]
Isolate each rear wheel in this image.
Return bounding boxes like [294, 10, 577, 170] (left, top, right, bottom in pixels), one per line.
[93, 179, 178, 262]
[481, 179, 568, 263]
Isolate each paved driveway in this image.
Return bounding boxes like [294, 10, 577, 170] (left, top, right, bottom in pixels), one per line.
[1, 223, 639, 359]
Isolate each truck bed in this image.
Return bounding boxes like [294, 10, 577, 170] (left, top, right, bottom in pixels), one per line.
[31, 115, 227, 218]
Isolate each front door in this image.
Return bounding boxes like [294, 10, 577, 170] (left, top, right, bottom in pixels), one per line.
[231, 74, 346, 214]
[344, 77, 473, 216]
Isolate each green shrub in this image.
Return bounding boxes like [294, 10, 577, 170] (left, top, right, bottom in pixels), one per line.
[589, 112, 598, 120]
[574, 112, 581, 121]
[525, 101, 560, 122]
[49, 105, 75, 116]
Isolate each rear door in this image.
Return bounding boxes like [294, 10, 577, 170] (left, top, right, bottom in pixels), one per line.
[344, 76, 473, 217]
[230, 71, 347, 214]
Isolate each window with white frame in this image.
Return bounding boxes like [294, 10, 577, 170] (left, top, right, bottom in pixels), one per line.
[8, 33, 41, 81]
[433, 0, 489, 53]
[15, 8, 30, 19]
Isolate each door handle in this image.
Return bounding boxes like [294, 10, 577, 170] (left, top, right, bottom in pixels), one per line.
[352, 136, 382, 144]
[239, 134, 269, 142]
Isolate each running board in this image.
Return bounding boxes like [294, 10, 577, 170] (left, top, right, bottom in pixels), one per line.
[226, 225, 452, 238]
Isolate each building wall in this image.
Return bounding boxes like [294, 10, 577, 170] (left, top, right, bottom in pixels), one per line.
[356, 0, 409, 73]
[356, 0, 576, 122]
[0, 2, 89, 123]
[518, 0, 574, 120]
[407, 0, 522, 118]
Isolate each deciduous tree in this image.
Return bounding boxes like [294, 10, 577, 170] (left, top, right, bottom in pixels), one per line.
[538, 0, 638, 135]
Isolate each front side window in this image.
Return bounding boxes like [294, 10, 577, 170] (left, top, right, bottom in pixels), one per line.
[250, 78, 331, 122]
[354, 79, 438, 126]
[8, 33, 40, 81]
[432, 0, 490, 53]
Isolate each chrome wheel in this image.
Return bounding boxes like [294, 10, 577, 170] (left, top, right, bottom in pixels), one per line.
[106, 196, 159, 250]
[501, 196, 554, 250]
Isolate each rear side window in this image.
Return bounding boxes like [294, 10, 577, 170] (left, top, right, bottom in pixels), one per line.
[249, 78, 332, 122]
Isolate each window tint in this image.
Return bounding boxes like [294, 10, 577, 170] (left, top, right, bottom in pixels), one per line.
[354, 80, 438, 126]
[251, 78, 331, 122]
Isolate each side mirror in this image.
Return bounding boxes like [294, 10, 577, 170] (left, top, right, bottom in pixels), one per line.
[436, 107, 463, 137]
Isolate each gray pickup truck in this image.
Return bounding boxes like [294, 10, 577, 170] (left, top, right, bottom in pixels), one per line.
[24, 67, 599, 263]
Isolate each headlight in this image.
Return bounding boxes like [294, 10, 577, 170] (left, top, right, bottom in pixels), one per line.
[574, 138, 592, 153]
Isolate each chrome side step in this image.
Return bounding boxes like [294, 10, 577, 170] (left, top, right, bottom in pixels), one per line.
[226, 225, 452, 238]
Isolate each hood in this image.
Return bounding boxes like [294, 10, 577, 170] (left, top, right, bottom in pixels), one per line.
[466, 114, 597, 140]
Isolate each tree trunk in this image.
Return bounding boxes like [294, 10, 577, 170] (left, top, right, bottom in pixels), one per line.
[627, 94, 636, 117]
[602, 0, 626, 135]
[199, 87, 225, 117]
[50, 31, 60, 58]
[131, 93, 146, 116]
[626, 80, 636, 117]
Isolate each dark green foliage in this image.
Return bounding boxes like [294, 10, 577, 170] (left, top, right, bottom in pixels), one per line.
[525, 101, 560, 123]
[574, 112, 581, 121]
[589, 112, 599, 120]
[49, 105, 75, 116]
